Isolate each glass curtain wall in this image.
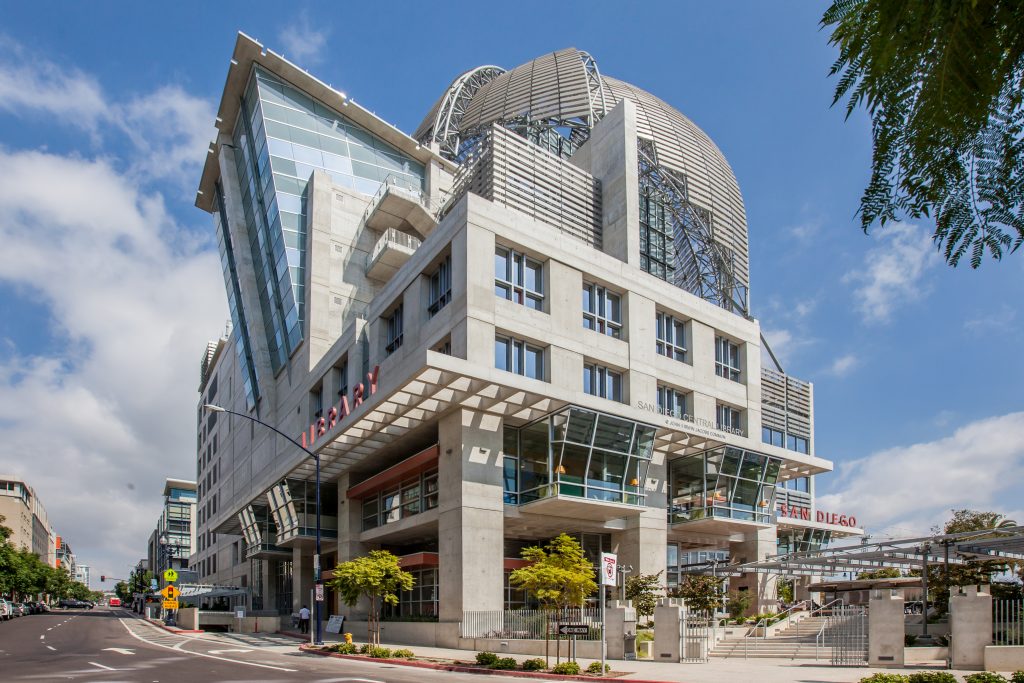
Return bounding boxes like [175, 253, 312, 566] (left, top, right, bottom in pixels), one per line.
[777, 528, 832, 555]
[668, 446, 781, 524]
[267, 479, 338, 544]
[232, 66, 425, 373]
[506, 406, 655, 505]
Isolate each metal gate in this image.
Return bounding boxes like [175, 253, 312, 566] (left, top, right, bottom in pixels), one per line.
[680, 608, 713, 662]
[993, 599, 1022, 646]
[817, 605, 867, 665]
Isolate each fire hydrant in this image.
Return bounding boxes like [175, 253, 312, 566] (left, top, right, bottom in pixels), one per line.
[344, 632, 353, 644]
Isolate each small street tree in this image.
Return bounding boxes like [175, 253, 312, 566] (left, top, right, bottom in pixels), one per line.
[326, 550, 414, 647]
[726, 590, 752, 622]
[509, 533, 597, 665]
[669, 574, 725, 614]
[624, 571, 662, 623]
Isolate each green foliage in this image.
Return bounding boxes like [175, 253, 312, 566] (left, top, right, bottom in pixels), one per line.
[777, 578, 794, 604]
[326, 550, 414, 647]
[333, 642, 358, 654]
[823, 0, 1024, 269]
[1009, 672, 1024, 683]
[475, 651, 499, 666]
[726, 590, 753, 621]
[904, 633, 918, 647]
[492, 657, 517, 670]
[551, 661, 581, 675]
[858, 568, 903, 580]
[963, 673, 1008, 683]
[908, 672, 957, 683]
[366, 646, 392, 658]
[857, 674, 908, 683]
[667, 574, 724, 613]
[391, 648, 414, 659]
[359, 643, 372, 654]
[625, 571, 662, 620]
[586, 661, 611, 673]
[508, 534, 596, 612]
[521, 658, 545, 671]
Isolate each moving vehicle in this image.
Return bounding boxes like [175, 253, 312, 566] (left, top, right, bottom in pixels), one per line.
[109, 597, 121, 607]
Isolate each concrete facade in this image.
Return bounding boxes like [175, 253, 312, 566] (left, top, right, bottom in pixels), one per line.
[950, 585, 993, 670]
[189, 34, 852, 634]
[868, 589, 905, 667]
[0, 475, 56, 566]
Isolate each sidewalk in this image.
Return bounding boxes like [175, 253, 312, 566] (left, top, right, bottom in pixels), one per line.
[285, 629, 985, 682]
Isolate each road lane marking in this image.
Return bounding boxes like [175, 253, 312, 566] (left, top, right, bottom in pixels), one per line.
[89, 662, 116, 671]
[46, 646, 56, 651]
[207, 648, 253, 654]
[39, 635, 44, 639]
[102, 647, 136, 655]
[118, 618, 296, 672]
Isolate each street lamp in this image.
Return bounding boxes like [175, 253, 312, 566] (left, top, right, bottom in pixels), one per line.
[203, 404, 324, 645]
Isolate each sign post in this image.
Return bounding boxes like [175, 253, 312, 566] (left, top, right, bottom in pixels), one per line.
[599, 553, 617, 675]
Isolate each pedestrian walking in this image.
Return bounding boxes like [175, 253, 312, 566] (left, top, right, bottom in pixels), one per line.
[299, 605, 311, 634]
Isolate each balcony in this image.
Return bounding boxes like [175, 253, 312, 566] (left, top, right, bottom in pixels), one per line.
[363, 176, 437, 238]
[366, 227, 422, 281]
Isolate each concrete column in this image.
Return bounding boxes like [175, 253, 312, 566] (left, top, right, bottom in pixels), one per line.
[437, 409, 505, 623]
[335, 474, 369, 620]
[615, 509, 667, 583]
[868, 589, 905, 667]
[292, 548, 314, 615]
[728, 527, 778, 615]
[653, 598, 684, 662]
[950, 584, 992, 670]
[605, 600, 637, 660]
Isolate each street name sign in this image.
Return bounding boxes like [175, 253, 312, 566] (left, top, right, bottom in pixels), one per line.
[558, 624, 589, 635]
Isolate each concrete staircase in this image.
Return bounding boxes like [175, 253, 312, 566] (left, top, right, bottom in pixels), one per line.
[710, 615, 833, 659]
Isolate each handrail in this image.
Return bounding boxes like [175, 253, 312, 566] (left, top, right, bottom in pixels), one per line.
[811, 599, 846, 661]
[369, 227, 422, 263]
[361, 174, 429, 225]
[742, 599, 809, 659]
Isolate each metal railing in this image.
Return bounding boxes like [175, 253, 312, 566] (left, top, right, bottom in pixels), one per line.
[994, 598, 1023, 645]
[461, 608, 602, 640]
[368, 227, 423, 264]
[741, 600, 810, 659]
[361, 174, 430, 225]
[815, 603, 867, 665]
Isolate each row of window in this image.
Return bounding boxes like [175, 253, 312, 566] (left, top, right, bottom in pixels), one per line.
[761, 427, 810, 455]
[361, 469, 439, 531]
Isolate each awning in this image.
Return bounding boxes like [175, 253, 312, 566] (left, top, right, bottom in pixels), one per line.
[176, 584, 249, 602]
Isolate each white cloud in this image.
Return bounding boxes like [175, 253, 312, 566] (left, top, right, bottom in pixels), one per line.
[843, 222, 940, 324]
[0, 148, 226, 582]
[278, 12, 330, 66]
[0, 37, 215, 188]
[825, 353, 859, 377]
[964, 305, 1017, 335]
[818, 412, 1024, 536]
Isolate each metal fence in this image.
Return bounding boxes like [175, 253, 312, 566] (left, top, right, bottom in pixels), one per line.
[994, 599, 1023, 646]
[461, 608, 602, 640]
[816, 605, 868, 666]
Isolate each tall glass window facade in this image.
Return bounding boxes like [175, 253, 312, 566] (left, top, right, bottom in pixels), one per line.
[667, 447, 781, 525]
[232, 67, 425, 373]
[639, 190, 674, 280]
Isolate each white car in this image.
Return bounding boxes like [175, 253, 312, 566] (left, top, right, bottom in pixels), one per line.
[0, 599, 11, 621]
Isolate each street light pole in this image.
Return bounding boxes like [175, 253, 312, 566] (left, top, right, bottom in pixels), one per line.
[203, 404, 323, 646]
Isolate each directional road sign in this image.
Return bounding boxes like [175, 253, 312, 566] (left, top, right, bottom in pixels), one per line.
[163, 568, 178, 583]
[160, 585, 180, 600]
[557, 624, 590, 636]
[162, 599, 179, 610]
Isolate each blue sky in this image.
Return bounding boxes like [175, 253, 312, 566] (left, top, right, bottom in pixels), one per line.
[0, 1, 1021, 583]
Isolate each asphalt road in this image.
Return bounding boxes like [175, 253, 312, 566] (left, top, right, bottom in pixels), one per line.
[0, 606, 522, 683]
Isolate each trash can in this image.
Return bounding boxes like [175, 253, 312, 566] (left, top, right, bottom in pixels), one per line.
[623, 632, 637, 660]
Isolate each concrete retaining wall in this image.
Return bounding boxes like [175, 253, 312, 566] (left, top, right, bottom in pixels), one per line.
[984, 645, 1024, 672]
[905, 647, 948, 665]
[176, 608, 281, 633]
[458, 637, 603, 659]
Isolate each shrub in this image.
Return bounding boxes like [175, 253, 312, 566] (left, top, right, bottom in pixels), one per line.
[521, 658, 545, 671]
[858, 674, 908, 683]
[908, 673, 956, 683]
[964, 674, 1008, 683]
[586, 661, 611, 673]
[475, 651, 499, 666]
[904, 634, 918, 647]
[391, 648, 415, 659]
[492, 657, 517, 670]
[1010, 673, 1024, 683]
[333, 642, 358, 654]
[367, 646, 392, 658]
[551, 661, 581, 675]
[359, 643, 371, 654]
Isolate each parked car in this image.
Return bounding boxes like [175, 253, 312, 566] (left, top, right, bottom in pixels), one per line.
[0, 599, 11, 621]
[11, 603, 25, 617]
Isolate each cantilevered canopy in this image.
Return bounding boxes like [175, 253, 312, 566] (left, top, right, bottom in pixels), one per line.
[728, 526, 1024, 578]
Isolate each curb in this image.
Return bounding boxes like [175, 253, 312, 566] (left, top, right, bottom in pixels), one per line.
[299, 645, 671, 683]
[142, 616, 202, 634]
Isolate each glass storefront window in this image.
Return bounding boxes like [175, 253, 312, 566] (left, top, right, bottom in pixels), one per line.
[360, 468, 440, 531]
[668, 446, 783, 525]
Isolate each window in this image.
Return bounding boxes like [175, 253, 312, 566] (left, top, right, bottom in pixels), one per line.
[427, 255, 451, 316]
[334, 360, 348, 399]
[311, 384, 323, 419]
[360, 468, 439, 531]
[762, 427, 785, 448]
[657, 385, 688, 418]
[763, 428, 809, 454]
[639, 190, 674, 280]
[583, 363, 623, 402]
[787, 434, 809, 454]
[495, 246, 543, 310]
[495, 335, 544, 380]
[715, 336, 741, 381]
[582, 284, 622, 337]
[656, 312, 686, 361]
[385, 304, 403, 355]
[716, 404, 742, 432]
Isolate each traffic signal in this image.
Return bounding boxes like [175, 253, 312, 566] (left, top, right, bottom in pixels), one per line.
[101, 575, 106, 582]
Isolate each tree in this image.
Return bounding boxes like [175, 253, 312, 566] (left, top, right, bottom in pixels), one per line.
[777, 578, 794, 604]
[326, 550, 414, 647]
[726, 590, 753, 622]
[668, 574, 725, 614]
[857, 568, 903, 580]
[114, 581, 131, 604]
[624, 571, 662, 623]
[822, 0, 1024, 268]
[509, 534, 597, 665]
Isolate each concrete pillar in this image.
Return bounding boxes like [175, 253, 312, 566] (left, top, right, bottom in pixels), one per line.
[728, 527, 778, 614]
[605, 600, 637, 660]
[950, 584, 992, 670]
[292, 548, 314, 615]
[437, 409, 504, 623]
[653, 598, 684, 662]
[615, 509, 667, 584]
[868, 589, 905, 667]
[335, 474, 369, 620]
